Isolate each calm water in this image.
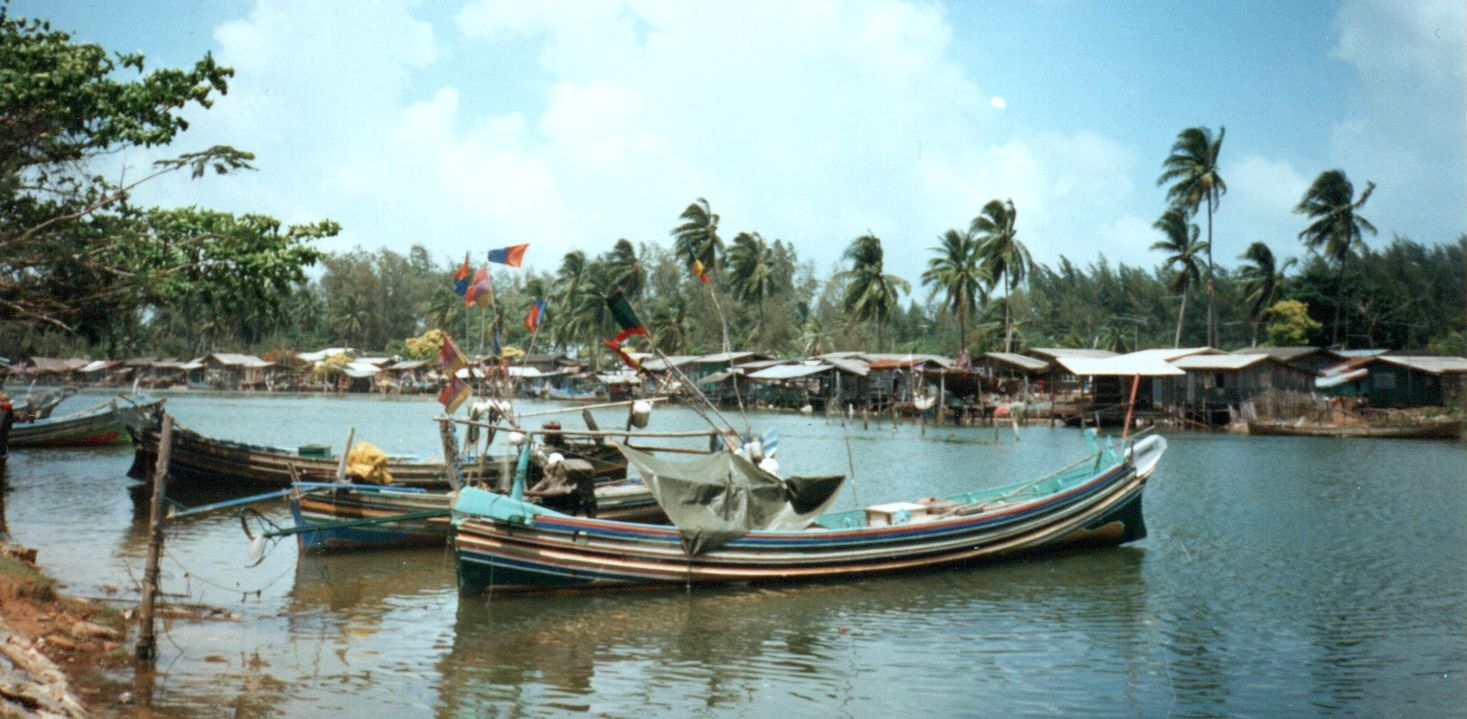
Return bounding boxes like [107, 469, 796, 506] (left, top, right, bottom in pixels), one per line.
[3, 391, 1465, 717]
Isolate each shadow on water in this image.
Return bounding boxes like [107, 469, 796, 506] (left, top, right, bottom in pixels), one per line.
[436, 546, 1149, 718]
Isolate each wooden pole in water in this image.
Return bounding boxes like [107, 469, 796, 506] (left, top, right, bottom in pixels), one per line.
[135, 414, 172, 662]
[334, 427, 355, 483]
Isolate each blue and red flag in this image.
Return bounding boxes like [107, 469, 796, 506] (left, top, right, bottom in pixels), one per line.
[464, 267, 493, 308]
[452, 253, 471, 296]
[487, 244, 529, 268]
[438, 374, 471, 414]
[523, 299, 548, 331]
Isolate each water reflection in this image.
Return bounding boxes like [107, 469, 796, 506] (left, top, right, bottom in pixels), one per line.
[437, 547, 1149, 717]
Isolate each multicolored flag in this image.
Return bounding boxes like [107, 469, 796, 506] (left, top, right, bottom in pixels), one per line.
[689, 255, 709, 283]
[604, 289, 648, 349]
[523, 299, 548, 331]
[438, 332, 469, 375]
[464, 267, 494, 308]
[487, 244, 529, 268]
[437, 374, 471, 414]
[452, 253, 471, 296]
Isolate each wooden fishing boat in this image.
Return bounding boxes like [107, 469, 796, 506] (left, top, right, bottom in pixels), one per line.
[7, 396, 164, 448]
[1247, 417, 1462, 440]
[289, 479, 665, 552]
[451, 433, 1168, 596]
[120, 407, 628, 490]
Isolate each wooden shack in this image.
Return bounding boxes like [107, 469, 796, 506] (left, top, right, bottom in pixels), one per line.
[1322, 355, 1467, 408]
[1168, 353, 1317, 424]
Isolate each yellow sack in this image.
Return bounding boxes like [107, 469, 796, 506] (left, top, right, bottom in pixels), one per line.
[346, 441, 393, 484]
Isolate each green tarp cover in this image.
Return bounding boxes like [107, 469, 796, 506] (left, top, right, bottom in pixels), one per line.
[616, 444, 845, 556]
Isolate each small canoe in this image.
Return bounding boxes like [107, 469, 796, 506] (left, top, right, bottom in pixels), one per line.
[452, 434, 1167, 596]
[1247, 418, 1462, 440]
[7, 396, 164, 448]
[120, 408, 627, 490]
[289, 479, 665, 552]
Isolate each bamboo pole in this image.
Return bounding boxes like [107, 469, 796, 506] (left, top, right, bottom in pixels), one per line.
[442, 419, 719, 440]
[135, 414, 172, 662]
[334, 427, 355, 483]
[517, 396, 668, 419]
[438, 418, 464, 492]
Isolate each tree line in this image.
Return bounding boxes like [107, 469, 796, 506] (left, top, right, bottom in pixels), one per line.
[4, 10, 1464, 363]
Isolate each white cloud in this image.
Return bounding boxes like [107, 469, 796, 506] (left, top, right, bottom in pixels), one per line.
[990, 96, 1006, 110]
[116, 0, 1153, 285]
[1328, 0, 1465, 244]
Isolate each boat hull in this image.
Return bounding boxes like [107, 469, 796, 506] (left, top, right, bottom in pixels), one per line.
[122, 410, 626, 490]
[8, 398, 162, 448]
[292, 482, 666, 552]
[1247, 419, 1462, 439]
[453, 445, 1155, 596]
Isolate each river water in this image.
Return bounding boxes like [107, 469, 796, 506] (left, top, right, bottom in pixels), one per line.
[2, 391, 1464, 717]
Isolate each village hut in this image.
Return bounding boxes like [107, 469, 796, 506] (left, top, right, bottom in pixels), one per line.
[1168, 353, 1317, 424]
[1233, 346, 1341, 375]
[1319, 355, 1467, 408]
[201, 353, 278, 390]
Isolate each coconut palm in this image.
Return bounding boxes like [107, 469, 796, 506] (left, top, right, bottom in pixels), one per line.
[604, 238, 646, 299]
[921, 228, 988, 354]
[1295, 169, 1376, 346]
[1151, 208, 1208, 347]
[971, 198, 1031, 353]
[329, 294, 367, 346]
[838, 234, 910, 351]
[1158, 126, 1227, 346]
[648, 302, 690, 354]
[672, 197, 722, 281]
[726, 231, 777, 351]
[1236, 242, 1296, 347]
[551, 251, 588, 349]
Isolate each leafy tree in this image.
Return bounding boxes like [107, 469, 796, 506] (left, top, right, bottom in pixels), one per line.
[838, 234, 909, 351]
[1295, 169, 1376, 346]
[1151, 208, 1207, 347]
[1236, 241, 1295, 346]
[0, 8, 331, 345]
[726, 231, 777, 351]
[922, 228, 987, 354]
[972, 198, 1031, 352]
[672, 197, 722, 282]
[1158, 126, 1227, 346]
[604, 238, 646, 299]
[1264, 299, 1322, 346]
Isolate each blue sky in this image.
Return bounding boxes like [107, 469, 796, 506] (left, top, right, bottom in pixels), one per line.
[15, 0, 1465, 287]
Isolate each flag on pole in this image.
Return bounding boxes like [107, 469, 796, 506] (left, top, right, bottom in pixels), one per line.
[452, 253, 471, 296]
[689, 256, 709, 284]
[604, 289, 648, 349]
[523, 299, 548, 331]
[464, 267, 494, 308]
[437, 374, 471, 414]
[438, 332, 469, 375]
[487, 244, 529, 268]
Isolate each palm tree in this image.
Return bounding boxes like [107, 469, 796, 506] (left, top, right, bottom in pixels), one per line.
[1151, 208, 1208, 347]
[726, 231, 777, 351]
[672, 197, 722, 281]
[330, 294, 367, 346]
[1158, 126, 1227, 347]
[838, 234, 910, 351]
[604, 238, 646, 299]
[972, 199, 1032, 353]
[921, 228, 988, 354]
[1236, 242, 1296, 346]
[1295, 169, 1376, 347]
[648, 302, 690, 354]
[551, 251, 588, 350]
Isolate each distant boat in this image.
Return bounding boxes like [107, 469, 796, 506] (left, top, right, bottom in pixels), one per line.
[451, 433, 1168, 596]
[287, 478, 664, 552]
[7, 395, 164, 448]
[547, 386, 605, 402]
[119, 407, 628, 490]
[1247, 417, 1462, 440]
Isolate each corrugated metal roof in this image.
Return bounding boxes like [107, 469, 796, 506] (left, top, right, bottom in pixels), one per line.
[1171, 354, 1277, 371]
[825, 357, 870, 377]
[1377, 355, 1467, 375]
[1056, 354, 1185, 377]
[297, 348, 354, 362]
[982, 352, 1049, 372]
[640, 355, 698, 371]
[695, 351, 759, 364]
[1233, 346, 1333, 361]
[208, 353, 274, 368]
[1028, 347, 1118, 360]
[1316, 368, 1368, 388]
[748, 363, 832, 380]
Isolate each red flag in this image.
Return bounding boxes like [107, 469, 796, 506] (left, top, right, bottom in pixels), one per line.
[437, 375, 471, 414]
[438, 333, 468, 374]
[464, 267, 493, 308]
[452, 253, 471, 296]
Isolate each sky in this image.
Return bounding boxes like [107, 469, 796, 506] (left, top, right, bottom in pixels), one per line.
[14, 0, 1466, 287]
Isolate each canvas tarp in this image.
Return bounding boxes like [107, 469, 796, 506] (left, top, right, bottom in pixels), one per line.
[617, 444, 844, 556]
